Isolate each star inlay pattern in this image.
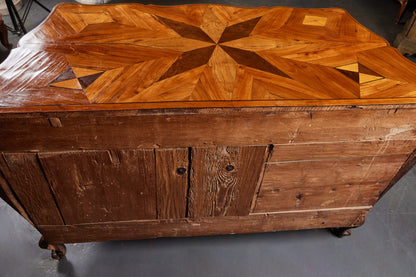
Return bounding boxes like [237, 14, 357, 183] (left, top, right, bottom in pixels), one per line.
[2, 3, 414, 108]
[155, 15, 291, 82]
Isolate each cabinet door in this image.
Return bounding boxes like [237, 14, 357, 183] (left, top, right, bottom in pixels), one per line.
[38, 148, 190, 224]
[188, 146, 268, 217]
[38, 150, 158, 224]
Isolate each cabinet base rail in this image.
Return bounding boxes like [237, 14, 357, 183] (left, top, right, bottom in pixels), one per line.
[38, 207, 368, 250]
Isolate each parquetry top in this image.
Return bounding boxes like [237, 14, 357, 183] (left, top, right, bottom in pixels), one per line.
[1, 3, 416, 113]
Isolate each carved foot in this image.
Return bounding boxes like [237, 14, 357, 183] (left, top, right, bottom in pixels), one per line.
[328, 227, 352, 238]
[39, 236, 67, 260]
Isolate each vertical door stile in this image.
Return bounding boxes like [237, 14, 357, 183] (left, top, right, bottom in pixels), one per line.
[155, 148, 189, 219]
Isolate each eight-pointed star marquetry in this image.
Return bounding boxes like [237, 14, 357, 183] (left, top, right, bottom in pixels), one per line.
[2, 4, 416, 109]
[154, 16, 291, 82]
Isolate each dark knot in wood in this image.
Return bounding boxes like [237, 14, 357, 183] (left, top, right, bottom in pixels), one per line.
[225, 165, 235, 171]
[176, 167, 187, 175]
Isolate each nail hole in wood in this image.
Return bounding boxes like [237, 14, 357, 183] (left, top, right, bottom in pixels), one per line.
[225, 165, 234, 171]
[176, 167, 186, 175]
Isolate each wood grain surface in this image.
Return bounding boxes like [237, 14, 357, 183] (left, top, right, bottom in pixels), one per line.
[38, 150, 157, 224]
[270, 140, 416, 162]
[254, 155, 407, 213]
[0, 169, 33, 225]
[1, 4, 416, 112]
[155, 148, 189, 219]
[188, 146, 267, 217]
[0, 153, 64, 225]
[1, 107, 416, 152]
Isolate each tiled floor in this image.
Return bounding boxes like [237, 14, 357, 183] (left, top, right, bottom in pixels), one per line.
[0, 1, 415, 276]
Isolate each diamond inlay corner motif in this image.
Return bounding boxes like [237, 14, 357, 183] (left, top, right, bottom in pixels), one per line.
[49, 67, 104, 92]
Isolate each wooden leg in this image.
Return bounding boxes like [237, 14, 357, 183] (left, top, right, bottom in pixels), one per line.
[39, 236, 67, 260]
[0, 18, 12, 49]
[328, 227, 352, 238]
[396, 0, 408, 24]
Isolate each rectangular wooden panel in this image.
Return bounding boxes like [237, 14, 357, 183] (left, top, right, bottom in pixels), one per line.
[270, 140, 416, 162]
[254, 155, 408, 213]
[0, 153, 63, 225]
[155, 148, 189, 219]
[2, 107, 416, 152]
[38, 208, 369, 244]
[38, 149, 156, 224]
[188, 146, 267, 217]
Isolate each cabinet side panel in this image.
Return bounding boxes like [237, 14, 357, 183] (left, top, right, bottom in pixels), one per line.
[0, 153, 64, 225]
[38, 149, 157, 224]
[254, 155, 407, 213]
[189, 146, 267, 217]
[155, 148, 189, 219]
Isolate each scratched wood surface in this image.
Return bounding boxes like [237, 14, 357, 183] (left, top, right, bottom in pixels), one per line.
[1, 4, 416, 112]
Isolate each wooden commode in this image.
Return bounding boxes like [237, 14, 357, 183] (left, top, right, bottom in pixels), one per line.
[1, 4, 416, 259]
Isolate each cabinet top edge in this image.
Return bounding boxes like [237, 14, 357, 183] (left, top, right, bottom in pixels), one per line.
[1, 103, 416, 117]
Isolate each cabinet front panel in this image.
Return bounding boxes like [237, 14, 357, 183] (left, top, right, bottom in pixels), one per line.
[38, 150, 157, 224]
[189, 146, 267, 217]
[254, 154, 407, 213]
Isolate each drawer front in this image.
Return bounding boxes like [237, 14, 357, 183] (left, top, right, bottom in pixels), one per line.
[270, 140, 416, 162]
[253, 142, 410, 213]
